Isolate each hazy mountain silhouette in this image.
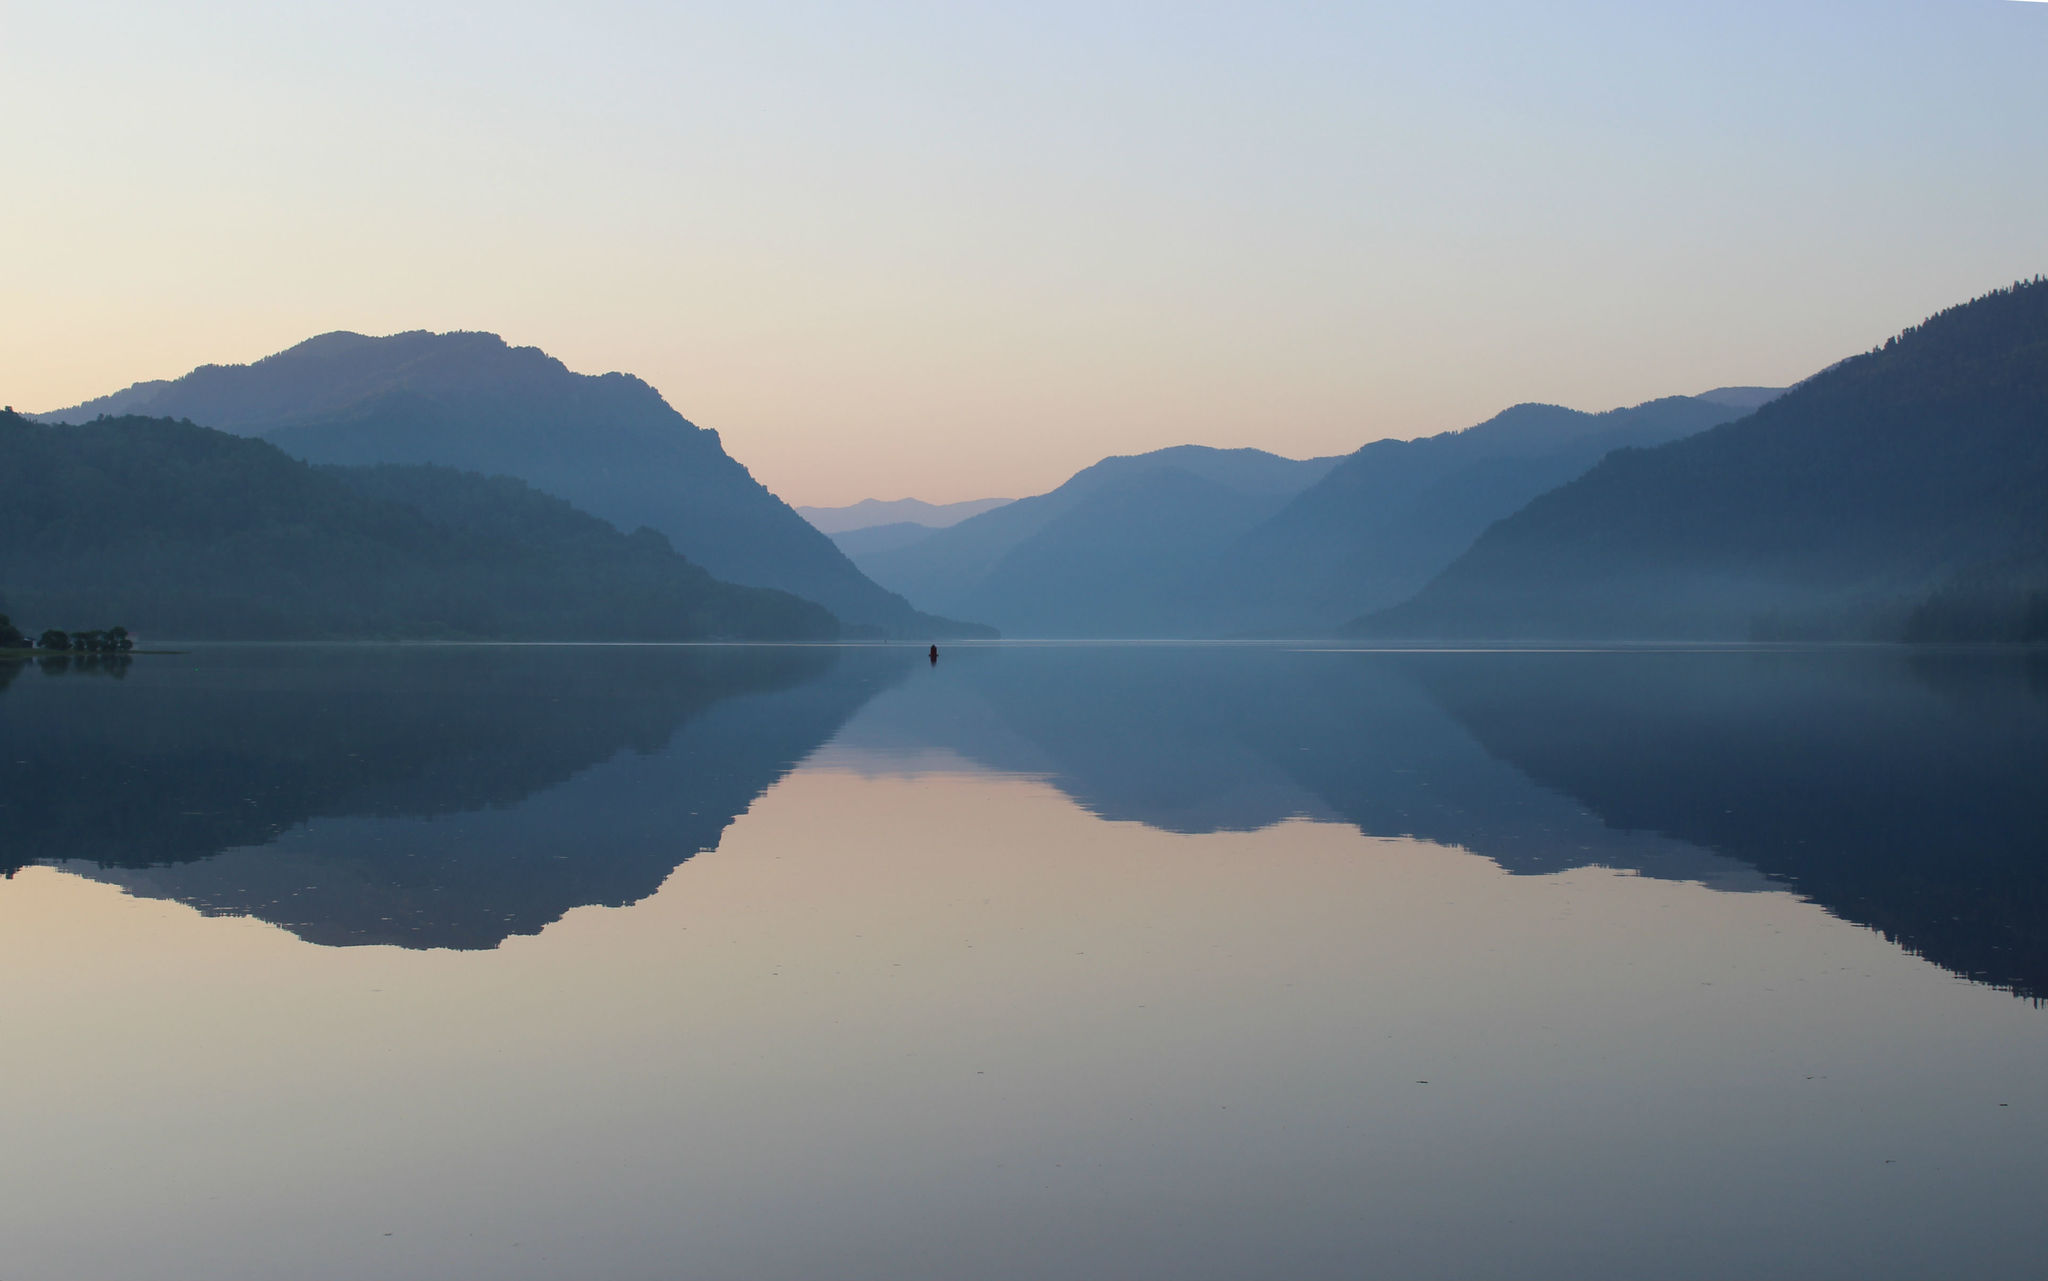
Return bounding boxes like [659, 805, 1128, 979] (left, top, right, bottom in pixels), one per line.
[1185, 394, 1754, 635]
[831, 644, 2048, 1000]
[41, 331, 987, 637]
[829, 521, 954, 560]
[1694, 385, 1785, 411]
[1357, 279, 2048, 640]
[798, 496, 1012, 534]
[841, 396, 1752, 637]
[4, 645, 914, 948]
[0, 411, 834, 641]
[849, 446, 1343, 635]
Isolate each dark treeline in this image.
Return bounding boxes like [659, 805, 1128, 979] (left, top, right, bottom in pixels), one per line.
[0, 616, 139, 679]
[1900, 545, 2048, 643]
[0, 616, 136, 653]
[0, 411, 839, 642]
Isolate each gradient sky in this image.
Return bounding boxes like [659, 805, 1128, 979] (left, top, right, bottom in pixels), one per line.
[4, 1, 2045, 505]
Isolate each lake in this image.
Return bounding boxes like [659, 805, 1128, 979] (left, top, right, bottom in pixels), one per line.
[1, 642, 2044, 1280]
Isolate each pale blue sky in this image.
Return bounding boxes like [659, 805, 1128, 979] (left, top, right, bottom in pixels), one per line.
[3, 1, 2044, 502]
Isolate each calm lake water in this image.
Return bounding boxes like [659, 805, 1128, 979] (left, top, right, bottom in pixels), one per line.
[2, 642, 2045, 1280]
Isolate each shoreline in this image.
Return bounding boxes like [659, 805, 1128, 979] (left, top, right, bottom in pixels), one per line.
[0, 648, 180, 661]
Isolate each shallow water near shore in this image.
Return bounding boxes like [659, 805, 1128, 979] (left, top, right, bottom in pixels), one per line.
[2, 642, 2045, 1281]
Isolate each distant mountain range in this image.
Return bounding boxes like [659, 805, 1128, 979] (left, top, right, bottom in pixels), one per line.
[0, 411, 835, 641]
[842, 395, 1762, 637]
[1180, 393, 1760, 635]
[847, 446, 1345, 636]
[1356, 278, 2048, 641]
[828, 521, 959, 561]
[40, 331, 987, 638]
[1692, 386, 1784, 412]
[798, 495, 1012, 534]
[25, 277, 2041, 645]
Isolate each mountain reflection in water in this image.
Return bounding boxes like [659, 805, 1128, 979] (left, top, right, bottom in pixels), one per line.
[3, 643, 2045, 1000]
[826, 644, 2048, 1001]
[0, 645, 916, 948]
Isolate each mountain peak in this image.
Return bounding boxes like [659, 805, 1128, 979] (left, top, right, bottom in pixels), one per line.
[1694, 385, 1784, 411]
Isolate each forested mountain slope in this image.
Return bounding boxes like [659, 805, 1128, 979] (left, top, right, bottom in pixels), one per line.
[1184, 394, 1752, 635]
[42, 331, 984, 637]
[847, 396, 1748, 637]
[0, 412, 835, 641]
[1356, 279, 2048, 641]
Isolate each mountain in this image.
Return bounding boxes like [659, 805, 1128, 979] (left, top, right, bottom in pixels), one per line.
[843, 396, 1752, 637]
[40, 331, 986, 637]
[828, 521, 954, 560]
[1694, 385, 1785, 412]
[847, 445, 1344, 636]
[1183, 394, 1757, 635]
[1356, 278, 2048, 641]
[797, 495, 1012, 534]
[0, 411, 835, 641]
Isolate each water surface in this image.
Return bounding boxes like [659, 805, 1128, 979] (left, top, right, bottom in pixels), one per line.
[2, 643, 2044, 1280]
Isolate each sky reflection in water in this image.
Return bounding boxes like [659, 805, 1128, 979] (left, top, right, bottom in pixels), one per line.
[0, 643, 2044, 1281]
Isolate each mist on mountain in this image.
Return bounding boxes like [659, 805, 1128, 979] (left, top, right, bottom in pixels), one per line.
[1183, 394, 1756, 635]
[847, 446, 1342, 635]
[844, 394, 1753, 637]
[1357, 279, 2048, 641]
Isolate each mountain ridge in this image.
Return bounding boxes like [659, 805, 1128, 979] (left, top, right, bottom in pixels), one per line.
[1354, 278, 2048, 641]
[1187, 394, 1754, 635]
[848, 445, 1344, 634]
[0, 410, 836, 641]
[41, 331, 990, 638]
[798, 496, 1012, 534]
[844, 396, 1754, 637]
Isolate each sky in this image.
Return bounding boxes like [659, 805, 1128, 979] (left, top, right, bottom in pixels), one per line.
[3, 1, 2045, 505]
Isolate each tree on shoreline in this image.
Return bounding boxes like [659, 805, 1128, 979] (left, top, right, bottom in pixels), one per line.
[0, 622, 134, 654]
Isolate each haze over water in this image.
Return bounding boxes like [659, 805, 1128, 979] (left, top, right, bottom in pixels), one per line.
[2, 643, 2045, 1280]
